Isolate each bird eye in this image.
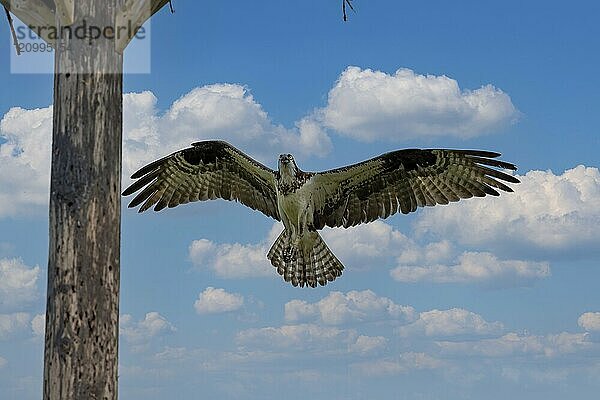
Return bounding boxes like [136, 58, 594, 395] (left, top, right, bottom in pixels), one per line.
[287, 154, 292, 159]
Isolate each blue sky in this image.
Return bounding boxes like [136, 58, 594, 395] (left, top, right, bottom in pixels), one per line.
[1, 1, 600, 399]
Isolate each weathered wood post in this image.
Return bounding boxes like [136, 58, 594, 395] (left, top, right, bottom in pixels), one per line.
[1, 1, 171, 398]
[44, 1, 123, 397]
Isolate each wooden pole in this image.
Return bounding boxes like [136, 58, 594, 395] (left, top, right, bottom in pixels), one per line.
[0, 1, 172, 398]
[43, 1, 123, 398]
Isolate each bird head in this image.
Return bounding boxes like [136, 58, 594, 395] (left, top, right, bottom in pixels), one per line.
[278, 153, 298, 178]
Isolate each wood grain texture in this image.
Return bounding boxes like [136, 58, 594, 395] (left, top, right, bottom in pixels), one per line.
[43, 2, 124, 399]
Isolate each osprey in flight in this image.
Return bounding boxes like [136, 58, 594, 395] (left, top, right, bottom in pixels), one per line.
[123, 140, 519, 288]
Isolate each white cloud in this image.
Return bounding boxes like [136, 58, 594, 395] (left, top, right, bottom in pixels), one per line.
[127, 85, 332, 170]
[321, 221, 411, 270]
[544, 332, 592, 357]
[189, 239, 271, 279]
[31, 313, 45, 337]
[0, 258, 40, 310]
[0, 312, 30, 339]
[322, 221, 549, 287]
[350, 353, 444, 376]
[120, 312, 176, 344]
[236, 323, 352, 350]
[391, 251, 550, 287]
[348, 335, 388, 355]
[188, 223, 282, 279]
[236, 323, 384, 356]
[0, 355, 6, 368]
[397, 308, 503, 337]
[415, 166, 600, 257]
[0, 106, 53, 217]
[194, 287, 244, 314]
[437, 332, 592, 358]
[578, 312, 600, 332]
[284, 289, 415, 325]
[318, 66, 518, 142]
[438, 333, 531, 357]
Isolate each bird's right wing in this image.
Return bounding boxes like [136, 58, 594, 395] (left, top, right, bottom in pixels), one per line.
[122, 140, 280, 220]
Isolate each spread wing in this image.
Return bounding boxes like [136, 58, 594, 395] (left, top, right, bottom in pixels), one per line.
[310, 149, 519, 229]
[122, 140, 280, 220]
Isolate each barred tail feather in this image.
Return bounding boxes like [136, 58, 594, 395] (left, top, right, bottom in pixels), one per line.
[267, 230, 344, 288]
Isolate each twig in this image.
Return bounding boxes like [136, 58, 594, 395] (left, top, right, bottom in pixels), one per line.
[169, 0, 175, 13]
[342, 0, 355, 22]
[4, 6, 20, 55]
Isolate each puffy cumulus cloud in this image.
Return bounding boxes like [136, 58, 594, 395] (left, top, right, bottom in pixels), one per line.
[415, 166, 600, 257]
[0, 258, 40, 310]
[322, 221, 460, 272]
[189, 240, 272, 279]
[139, 84, 332, 165]
[350, 353, 444, 376]
[349, 335, 388, 355]
[236, 323, 385, 355]
[0, 106, 53, 217]
[578, 312, 600, 332]
[437, 332, 593, 358]
[321, 221, 411, 270]
[1, 86, 332, 218]
[31, 313, 45, 337]
[120, 312, 176, 344]
[324, 221, 549, 288]
[397, 308, 503, 337]
[0, 312, 30, 339]
[391, 251, 550, 288]
[194, 287, 244, 314]
[188, 223, 282, 279]
[284, 289, 415, 325]
[318, 66, 518, 142]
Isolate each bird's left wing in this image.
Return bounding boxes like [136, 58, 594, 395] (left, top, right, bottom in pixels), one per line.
[309, 149, 519, 229]
[122, 140, 280, 220]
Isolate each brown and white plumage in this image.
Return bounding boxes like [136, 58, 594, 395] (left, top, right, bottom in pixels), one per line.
[309, 148, 520, 229]
[123, 140, 520, 288]
[122, 140, 279, 219]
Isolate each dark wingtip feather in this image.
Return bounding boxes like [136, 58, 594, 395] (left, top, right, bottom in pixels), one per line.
[485, 187, 501, 196]
[468, 155, 518, 171]
[130, 156, 169, 179]
[500, 173, 520, 184]
[452, 149, 502, 158]
[122, 171, 160, 197]
[153, 201, 168, 212]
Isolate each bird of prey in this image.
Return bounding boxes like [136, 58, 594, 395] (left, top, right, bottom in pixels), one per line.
[123, 140, 519, 288]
